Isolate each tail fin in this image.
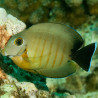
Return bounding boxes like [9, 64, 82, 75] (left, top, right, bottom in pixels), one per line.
[71, 43, 97, 72]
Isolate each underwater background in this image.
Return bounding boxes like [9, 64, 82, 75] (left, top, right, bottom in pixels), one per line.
[0, 0, 98, 98]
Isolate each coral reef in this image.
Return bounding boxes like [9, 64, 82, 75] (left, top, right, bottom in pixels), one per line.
[0, 8, 26, 49]
[86, 0, 98, 15]
[0, 25, 11, 49]
[0, 0, 97, 27]
[49, 7, 66, 23]
[0, 8, 48, 98]
[0, 76, 51, 98]
[65, 0, 83, 7]
[0, 0, 98, 98]
[0, 68, 6, 80]
[30, 7, 48, 24]
[0, 54, 48, 90]
[77, 16, 98, 55]
[46, 17, 98, 98]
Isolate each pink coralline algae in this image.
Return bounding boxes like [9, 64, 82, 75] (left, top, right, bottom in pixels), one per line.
[0, 68, 7, 80]
[0, 25, 11, 49]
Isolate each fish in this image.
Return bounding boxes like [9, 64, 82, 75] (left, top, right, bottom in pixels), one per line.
[1, 23, 97, 78]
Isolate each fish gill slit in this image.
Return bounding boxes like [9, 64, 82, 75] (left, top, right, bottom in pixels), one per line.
[52, 41, 60, 68]
[46, 38, 54, 67]
[39, 39, 47, 66]
[59, 45, 66, 65]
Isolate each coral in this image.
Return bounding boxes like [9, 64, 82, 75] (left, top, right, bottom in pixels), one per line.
[85, 66, 98, 92]
[0, 70, 49, 97]
[0, 0, 97, 27]
[86, 0, 98, 15]
[66, 7, 87, 27]
[0, 54, 48, 90]
[4, 0, 17, 9]
[17, 0, 29, 11]
[29, 7, 48, 24]
[50, 0, 62, 8]
[45, 17, 98, 97]
[0, 1, 98, 98]
[77, 16, 98, 55]
[7, 9, 21, 18]
[0, 8, 26, 49]
[88, 3, 98, 15]
[0, 25, 11, 49]
[0, 68, 6, 80]
[0, 79, 51, 98]
[0, 80, 30, 97]
[6, 14, 26, 35]
[75, 91, 98, 98]
[65, 75, 84, 93]
[49, 7, 66, 23]
[0, 8, 7, 25]
[65, 0, 83, 7]
[86, 0, 98, 5]
[46, 78, 66, 92]
[40, 0, 52, 7]
[0, 8, 48, 97]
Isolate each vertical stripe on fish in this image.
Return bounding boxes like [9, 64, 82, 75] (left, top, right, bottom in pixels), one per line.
[39, 38, 47, 66]
[52, 40, 60, 68]
[46, 37, 54, 67]
[33, 36, 41, 57]
[59, 45, 66, 65]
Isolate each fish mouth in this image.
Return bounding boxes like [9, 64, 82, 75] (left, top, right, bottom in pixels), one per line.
[3, 52, 18, 58]
[1, 48, 27, 58]
[1, 51, 16, 58]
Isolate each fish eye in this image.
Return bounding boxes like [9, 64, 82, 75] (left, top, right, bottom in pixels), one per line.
[14, 37, 23, 46]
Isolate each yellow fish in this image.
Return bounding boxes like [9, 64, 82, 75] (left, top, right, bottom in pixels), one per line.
[1, 23, 97, 78]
